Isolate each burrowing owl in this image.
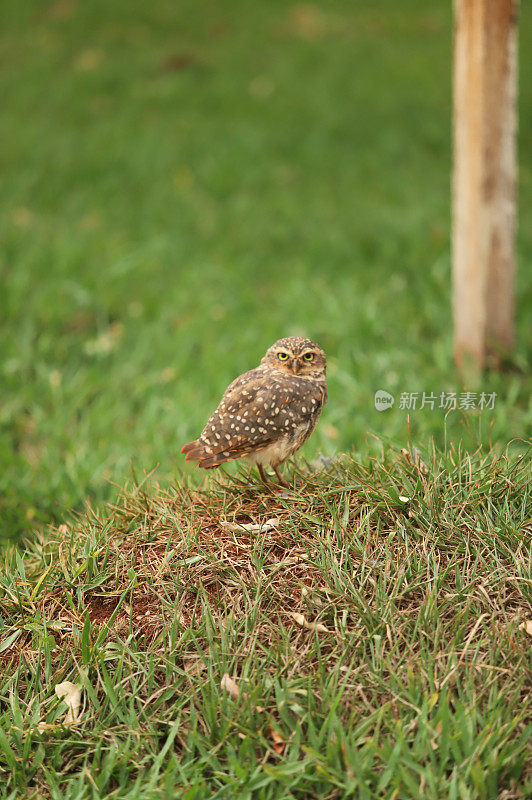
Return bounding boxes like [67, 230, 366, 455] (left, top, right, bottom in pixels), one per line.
[181, 337, 327, 487]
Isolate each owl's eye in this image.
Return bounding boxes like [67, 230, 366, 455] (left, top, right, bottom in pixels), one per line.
[302, 352, 315, 361]
[277, 352, 289, 361]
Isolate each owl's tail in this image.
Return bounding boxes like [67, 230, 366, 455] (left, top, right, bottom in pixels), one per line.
[181, 439, 228, 469]
[181, 440, 204, 461]
[181, 438, 260, 469]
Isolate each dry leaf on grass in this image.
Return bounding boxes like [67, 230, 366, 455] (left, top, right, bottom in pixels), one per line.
[519, 620, 532, 636]
[220, 518, 279, 533]
[268, 723, 285, 754]
[430, 720, 443, 750]
[55, 681, 82, 723]
[401, 447, 429, 475]
[219, 674, 266, 712]
[220, 673, 240, 699]
[291, 612, 328, 633]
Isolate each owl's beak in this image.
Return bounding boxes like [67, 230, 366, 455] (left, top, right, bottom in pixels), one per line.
[291, 358, 300, 374]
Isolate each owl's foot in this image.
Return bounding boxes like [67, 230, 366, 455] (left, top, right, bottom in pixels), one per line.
[273, 465, 290, 489]
[257, 464, 270, 488]
[257, 464, 290, 490]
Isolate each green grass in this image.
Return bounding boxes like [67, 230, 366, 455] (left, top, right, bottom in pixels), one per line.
[0, 1, 531, 797]
[0, 0, 531, 538]
[0, 448, 530, 798]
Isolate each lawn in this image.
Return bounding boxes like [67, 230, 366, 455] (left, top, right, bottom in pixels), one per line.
[0, 0, 530, 537]
[0, 0, 531, 797]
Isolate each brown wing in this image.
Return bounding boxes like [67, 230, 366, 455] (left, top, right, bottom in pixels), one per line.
[181, 368, 275, 468]
[181, 368, 325, 469]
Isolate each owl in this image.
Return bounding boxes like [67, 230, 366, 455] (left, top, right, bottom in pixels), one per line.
[181, 337, 327, 487]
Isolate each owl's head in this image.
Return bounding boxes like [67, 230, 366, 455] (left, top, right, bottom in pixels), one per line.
[261, 337, 326, 379]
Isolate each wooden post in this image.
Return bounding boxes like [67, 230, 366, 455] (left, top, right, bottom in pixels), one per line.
[452, 0, 518, 370]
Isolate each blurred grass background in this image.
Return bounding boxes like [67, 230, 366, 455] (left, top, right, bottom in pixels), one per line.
[1, 0, 531, 537]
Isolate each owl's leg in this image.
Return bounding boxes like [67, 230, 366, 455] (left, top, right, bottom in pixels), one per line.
[257, 465, 269, 486]
[273, 465, 289, 489]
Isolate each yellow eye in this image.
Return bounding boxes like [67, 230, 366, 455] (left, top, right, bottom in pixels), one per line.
[277, 352, 289, 361]
[302, 352, 315, 361]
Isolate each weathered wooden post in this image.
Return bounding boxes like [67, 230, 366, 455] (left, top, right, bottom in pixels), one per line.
[452, 0, 518, 370]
